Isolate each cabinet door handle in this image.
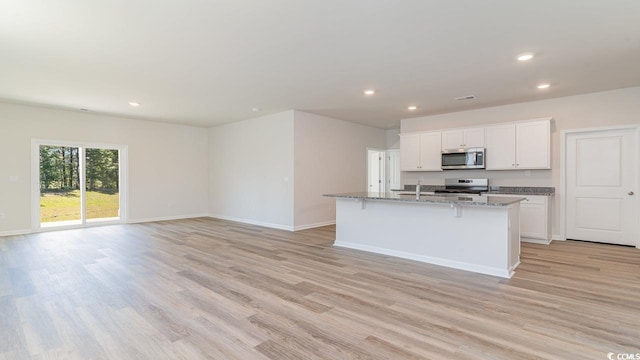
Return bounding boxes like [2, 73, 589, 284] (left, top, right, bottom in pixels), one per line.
[630, 191, 635, 196]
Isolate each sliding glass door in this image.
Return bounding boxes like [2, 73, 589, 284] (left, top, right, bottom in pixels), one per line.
[35, 141, 126, 229]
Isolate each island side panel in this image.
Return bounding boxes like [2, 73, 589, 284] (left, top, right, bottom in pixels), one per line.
[508, 203, 521, 272]
[334, 198, 519, 278]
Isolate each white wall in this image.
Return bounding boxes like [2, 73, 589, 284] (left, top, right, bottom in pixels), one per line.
[293, 111, 386, 229]
[208, 111, 294, 229]
[0, 102, 209, 235]
[207, 110, 385, 231]
[400, 86, 640, 238]
[385, 128, 400, 149]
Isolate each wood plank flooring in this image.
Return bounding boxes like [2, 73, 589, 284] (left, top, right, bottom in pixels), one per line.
[1, 217, 639, 359]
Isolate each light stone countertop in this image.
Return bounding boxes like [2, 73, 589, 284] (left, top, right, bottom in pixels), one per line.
[324, 192, 526, 207]
[398, 185, 555, 196]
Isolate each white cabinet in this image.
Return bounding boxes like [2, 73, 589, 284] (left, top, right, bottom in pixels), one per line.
[486, 118, 551, 170]
[520, 195, 551, 242]
[386, 149, 402, 191]
[400, 133, 421, 171]
[400, 132, 442, 171]
[488, 194, 552, 243]
[515, 120, 550, 169]
[441, 128, 485, 150]
[485, 124, 516, 169]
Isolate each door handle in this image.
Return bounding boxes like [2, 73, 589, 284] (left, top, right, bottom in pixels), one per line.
[630, 191, 635, 196]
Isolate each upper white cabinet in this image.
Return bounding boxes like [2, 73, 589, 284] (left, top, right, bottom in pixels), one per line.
[515, 120, 551, 169]
[485, 124, 517, 169]
[400, 132, 442, 171]
[400, 134, 421, 171]
[441, 128, 485, 150]
[486, 118, 551, 170]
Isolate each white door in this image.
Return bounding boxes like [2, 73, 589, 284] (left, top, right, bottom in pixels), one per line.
[367, 149, 384, 193]
[386, 149, 401, 191]
[566, 128, 638, 246]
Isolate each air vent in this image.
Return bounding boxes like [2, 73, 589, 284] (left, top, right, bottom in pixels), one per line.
[455, 95, 476, 101]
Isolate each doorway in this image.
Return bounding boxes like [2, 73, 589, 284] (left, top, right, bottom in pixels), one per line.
[367, 149, 386, 193]
[33, 140, 127, 230]
[563, 127, 638, 247]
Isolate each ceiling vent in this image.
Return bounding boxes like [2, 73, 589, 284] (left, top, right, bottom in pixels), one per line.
[455, 95, 476, 101]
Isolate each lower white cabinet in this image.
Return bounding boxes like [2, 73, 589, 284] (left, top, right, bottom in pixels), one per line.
[488, 194, 552, 244]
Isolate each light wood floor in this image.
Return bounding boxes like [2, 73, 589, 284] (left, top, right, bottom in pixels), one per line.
[1, 218, 639, 359]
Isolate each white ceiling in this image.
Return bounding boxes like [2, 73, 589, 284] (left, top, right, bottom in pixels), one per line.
[1, 1, 639, 129]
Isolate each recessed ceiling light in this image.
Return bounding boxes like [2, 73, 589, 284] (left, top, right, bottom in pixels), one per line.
[408, 106, 417, 111]
[363, 89, 376, 95]
[252, 107, 261, 112]
[128, 101, 141, 107]
[537, 83, 550, 89]
[517, 53, 534, 61]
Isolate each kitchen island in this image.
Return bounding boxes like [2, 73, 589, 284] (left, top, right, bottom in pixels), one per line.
[325, 192, 525, 278]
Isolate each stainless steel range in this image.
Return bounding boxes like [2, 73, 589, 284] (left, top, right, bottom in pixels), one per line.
[434, 178, 489, 195]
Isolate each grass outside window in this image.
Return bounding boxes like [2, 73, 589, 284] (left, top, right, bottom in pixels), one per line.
[40, 190, 119, 223]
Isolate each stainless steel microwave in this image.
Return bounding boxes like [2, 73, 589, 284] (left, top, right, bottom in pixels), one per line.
[441, 147, 485, 170]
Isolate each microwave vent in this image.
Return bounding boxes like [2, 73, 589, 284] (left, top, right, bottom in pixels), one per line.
[455, 95, 476, 101]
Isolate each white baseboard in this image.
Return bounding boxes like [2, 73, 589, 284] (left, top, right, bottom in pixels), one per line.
[293, 220, 336, 231]
[334, 241, 514, 278]
[0, 228, 33, 237]
[0, 213, 308, 237]
[208, 215, 334, 232]
[521, 237, 552, 245]
[128, 213, 209, 224]
[552, 234, 565, 241]
[208, 214, 294, 231]
[0, 214, 210, 238]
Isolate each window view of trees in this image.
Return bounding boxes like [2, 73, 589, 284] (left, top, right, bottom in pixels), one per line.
[39, 146, 81, 190]
[85, 148, 119, 191]
[39, 146, 120, 224]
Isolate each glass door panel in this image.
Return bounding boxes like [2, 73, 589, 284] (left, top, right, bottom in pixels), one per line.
[85, 148, 120, 222]
[39, 145, 82, 227]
